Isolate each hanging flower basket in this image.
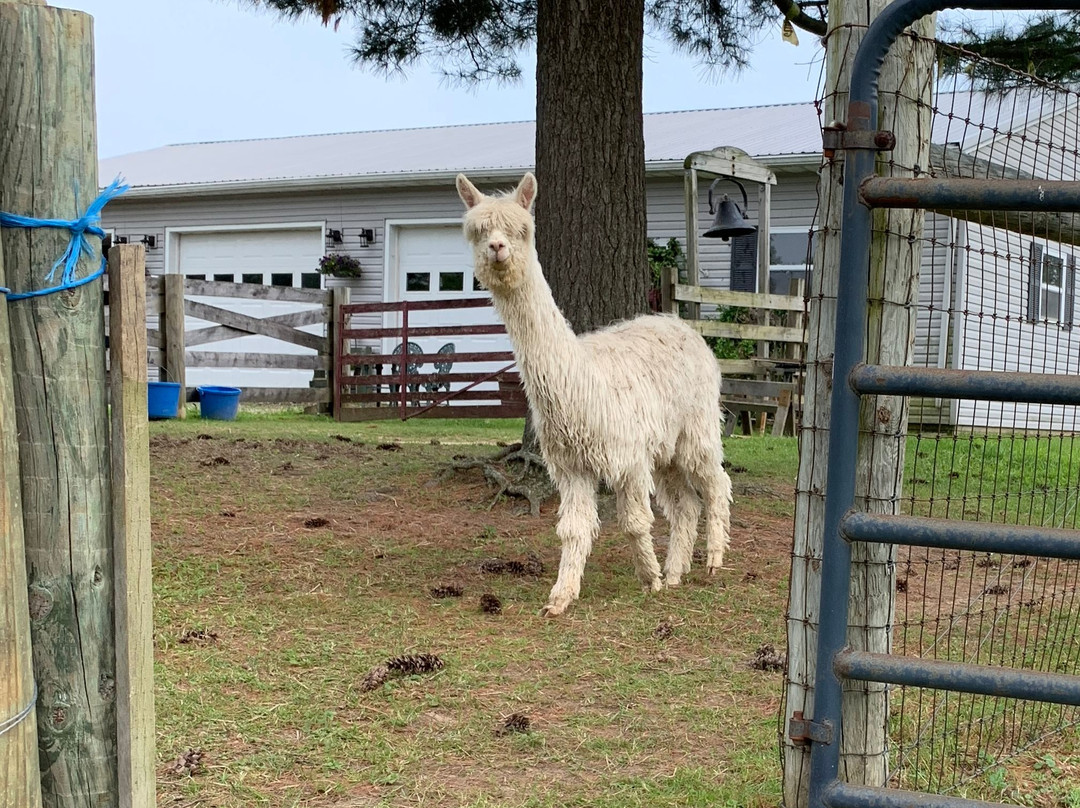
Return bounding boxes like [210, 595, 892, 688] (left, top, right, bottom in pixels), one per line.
[318, 253, 362, 278]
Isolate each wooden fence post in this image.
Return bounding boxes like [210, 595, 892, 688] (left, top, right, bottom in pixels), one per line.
[0, 2, 119, 805]
[162, 274, 186, 418]
[108, 244, 155, 808]
[330, 286, 349, 420]
[0, 200, 43, 808]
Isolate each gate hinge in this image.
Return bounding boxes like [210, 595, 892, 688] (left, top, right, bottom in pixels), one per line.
[788, 711, 835, 746]
[822, 121, 896, 159]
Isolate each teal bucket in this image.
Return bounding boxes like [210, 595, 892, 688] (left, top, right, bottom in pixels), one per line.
[197, 386, 242, 420]
[147, 381, 181, 420]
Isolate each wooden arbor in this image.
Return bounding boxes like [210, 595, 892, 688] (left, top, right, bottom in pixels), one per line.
[661, 147, 805, 436]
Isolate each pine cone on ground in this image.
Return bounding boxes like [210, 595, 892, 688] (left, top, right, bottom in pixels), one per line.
[359, 663, 391, 692]
[495, 713, 531, 736]
[430, 585, 464, 599]
[480, 593, 502, 614]
[387, 653, 445, 676]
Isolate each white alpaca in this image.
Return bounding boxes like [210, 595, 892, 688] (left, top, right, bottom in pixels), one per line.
[456, 172, 734, 616]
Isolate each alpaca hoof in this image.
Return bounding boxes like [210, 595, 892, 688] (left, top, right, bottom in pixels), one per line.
[646, 577, 664, 594]
[664, 574, 682, 588]
[541, 596, 572, 617]
[707, 551, 726, 573]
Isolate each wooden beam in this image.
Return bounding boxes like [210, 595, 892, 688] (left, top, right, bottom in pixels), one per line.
[185, 307, 328, 346]
[184, 351, 327, 370]
[683, 147, 778, 186]
[162, 274, 186, 417]
[183, 298, 325, 352]
[683, 168, 700, 320]
[0, 2, 118, 803]
[182, 277, 330, 305]
[232, 387, 329, 405]
[107, 245, 156, 808]
[686, 320, 806, 344]
[673, 284, 805, 311]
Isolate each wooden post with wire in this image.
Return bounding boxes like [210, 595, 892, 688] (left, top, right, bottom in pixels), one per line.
[0, 179, 43, 808]
[0, 1, 120, 804]
[108, 243, 156, 808]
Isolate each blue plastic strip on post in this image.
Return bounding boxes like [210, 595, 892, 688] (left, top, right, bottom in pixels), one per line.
[0, 176, 128, 301]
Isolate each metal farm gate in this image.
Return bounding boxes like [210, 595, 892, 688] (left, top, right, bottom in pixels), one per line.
[803, 1, 1080, 807]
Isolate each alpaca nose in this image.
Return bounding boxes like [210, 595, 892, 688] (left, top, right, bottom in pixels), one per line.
[488, 238, 509, 262]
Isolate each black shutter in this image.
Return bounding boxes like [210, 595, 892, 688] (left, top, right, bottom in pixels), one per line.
[1065, 253, 1076, 329]
[1027, 242, 1044, 322]
[729, 233, 758, 292]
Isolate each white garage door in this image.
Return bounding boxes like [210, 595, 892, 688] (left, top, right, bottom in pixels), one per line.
[388, 225, 514, 395]
[176, 227, 324, 389]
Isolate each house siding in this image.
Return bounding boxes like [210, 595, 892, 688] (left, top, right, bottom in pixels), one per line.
[954, 221, 1080, 432]
[102, 164, 966, 429]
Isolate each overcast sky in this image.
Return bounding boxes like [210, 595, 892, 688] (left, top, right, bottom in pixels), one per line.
[73, 0, 828, 159]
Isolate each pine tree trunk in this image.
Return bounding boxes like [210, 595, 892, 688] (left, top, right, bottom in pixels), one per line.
[782, 2, 935, 804]
[526, 0, 648, 451]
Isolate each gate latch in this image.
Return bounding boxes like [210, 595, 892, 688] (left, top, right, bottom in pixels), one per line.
[822, 121, 896, 159]
[788, 711, 834, 746]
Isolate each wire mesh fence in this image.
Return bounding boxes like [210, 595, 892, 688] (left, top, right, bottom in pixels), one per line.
[784, 23, 1080, 804]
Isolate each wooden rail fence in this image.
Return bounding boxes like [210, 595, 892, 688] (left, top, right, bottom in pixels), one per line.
[664, 276, 807, 435]
[137, 276, 345, 409]
[334, 298, 527, 422]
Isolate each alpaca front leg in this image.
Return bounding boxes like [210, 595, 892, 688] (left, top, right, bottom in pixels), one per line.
[544, 476, 599, 617]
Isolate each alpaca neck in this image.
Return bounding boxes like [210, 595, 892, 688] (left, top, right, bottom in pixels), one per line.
[492, 258, 582, 400]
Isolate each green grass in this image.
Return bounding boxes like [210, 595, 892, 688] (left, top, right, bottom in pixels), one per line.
[147, 412, 1080, 806]
[165, 403, 525, 444]
[148, 416, 794, 807]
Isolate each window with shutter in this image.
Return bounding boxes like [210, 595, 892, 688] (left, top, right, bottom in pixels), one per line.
[729, 233, 757, 292]
[769, 228, 816, 295]
[1065, 253, 1076, 329]
[1027, 242, 1043, 321]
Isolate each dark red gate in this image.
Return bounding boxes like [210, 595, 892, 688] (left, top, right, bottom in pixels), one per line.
[332, 298, 527, 422]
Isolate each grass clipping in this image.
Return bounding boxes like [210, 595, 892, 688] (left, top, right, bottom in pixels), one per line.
[360, 653, 445, 693]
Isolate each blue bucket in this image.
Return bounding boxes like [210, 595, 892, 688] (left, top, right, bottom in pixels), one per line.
[197, 386, 242, 421]
[147, 381, 181, 420]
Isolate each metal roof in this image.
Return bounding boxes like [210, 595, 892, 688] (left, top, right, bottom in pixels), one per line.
[100, 103, 824, 196]
[103, 90, 1073, 197]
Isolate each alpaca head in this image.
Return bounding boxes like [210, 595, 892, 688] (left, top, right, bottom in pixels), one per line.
[456, 173, 538, 294]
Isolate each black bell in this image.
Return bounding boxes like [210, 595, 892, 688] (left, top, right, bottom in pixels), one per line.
[703, 178, 757, 241]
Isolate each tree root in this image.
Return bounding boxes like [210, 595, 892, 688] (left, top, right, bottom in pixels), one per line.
[444, 442, 553, 516]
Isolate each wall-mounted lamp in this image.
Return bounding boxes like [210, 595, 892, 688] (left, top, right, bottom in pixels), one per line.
[112, 234, 158, 249]
[326, 228, 344, 245]
[357, 228, 375, 248]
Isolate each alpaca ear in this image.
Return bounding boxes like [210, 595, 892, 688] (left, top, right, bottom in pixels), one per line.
[456, 174, 484, 209]
[515, 173, 537, 212]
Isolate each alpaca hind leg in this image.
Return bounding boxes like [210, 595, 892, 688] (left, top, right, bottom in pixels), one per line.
[544, 474, 599, 617]
[616, 477, 663, 593]
[692, 449, 733, 573]
[655, 466, 702, 587]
